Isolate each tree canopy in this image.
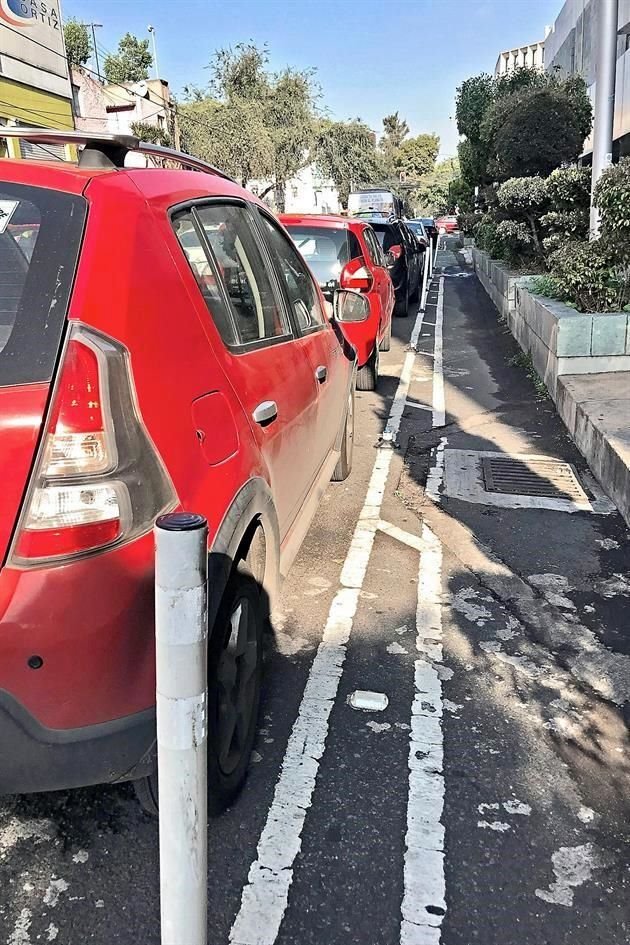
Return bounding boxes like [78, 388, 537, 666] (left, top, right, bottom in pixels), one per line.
[103, 33, 153, 84]
[63, 19, 91, 69]
[455, 67, 593, 187]
[395, 134, 440, 182]
[179, 43, 318, 203]
[314, 119, 380, 206]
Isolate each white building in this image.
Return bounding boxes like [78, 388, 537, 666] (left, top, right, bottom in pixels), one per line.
[495, 36, 548, 75]
[249, 163, 340, 214]
[544, 0, 630, 158]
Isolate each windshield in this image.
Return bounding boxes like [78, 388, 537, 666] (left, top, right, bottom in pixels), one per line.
[0, 182, 86, 388]
[407, 222, 426, 239]
[285, 225, 351, 288]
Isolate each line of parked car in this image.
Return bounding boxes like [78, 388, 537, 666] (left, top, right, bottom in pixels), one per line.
[0, 131, 453, 811]
[280, 202, 442, 392]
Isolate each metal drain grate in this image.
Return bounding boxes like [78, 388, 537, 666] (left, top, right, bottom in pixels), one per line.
[481, 456, 588, 501]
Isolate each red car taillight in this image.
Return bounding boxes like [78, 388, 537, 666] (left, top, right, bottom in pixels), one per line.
[340, 257, 374, 292]
[10, 324, 177, 567]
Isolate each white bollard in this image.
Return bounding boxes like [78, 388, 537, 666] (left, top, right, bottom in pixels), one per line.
[433, 236, 440, 271]
[155, 512, 209, 945]
[420, 245, 431, 312]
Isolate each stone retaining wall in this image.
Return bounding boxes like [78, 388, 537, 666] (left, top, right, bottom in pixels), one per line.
[472, 248, 630, 400]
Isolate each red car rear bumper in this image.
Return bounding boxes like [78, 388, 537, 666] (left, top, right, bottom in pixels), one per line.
[0, 534, 157, 793]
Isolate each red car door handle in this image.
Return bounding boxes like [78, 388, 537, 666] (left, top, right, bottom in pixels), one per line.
[252, 400, 278, 425]
[315, 365, 327, 383]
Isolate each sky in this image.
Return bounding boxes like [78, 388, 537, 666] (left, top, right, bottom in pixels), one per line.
[62, 0, 563, 160]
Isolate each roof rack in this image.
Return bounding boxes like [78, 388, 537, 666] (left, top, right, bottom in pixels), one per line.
[0, 127, 236, 182]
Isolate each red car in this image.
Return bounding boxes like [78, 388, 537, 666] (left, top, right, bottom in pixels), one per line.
[279, 214, 394, 391]
[0, 129, 368, 810]
[435, 214, 459, 234]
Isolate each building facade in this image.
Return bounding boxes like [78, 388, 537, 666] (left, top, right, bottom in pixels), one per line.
[249, 163, 340, 215]
[0, 0, 73, 159]
[544, 0, 630, 158]
[495, 38, 547, 75]
[72, 71, 179, 150]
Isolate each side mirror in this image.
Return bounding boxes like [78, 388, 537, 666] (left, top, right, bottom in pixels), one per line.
[385, 244, 403, 266]
[333, 289, 370, 323]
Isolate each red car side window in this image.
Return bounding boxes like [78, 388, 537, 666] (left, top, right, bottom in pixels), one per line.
[258, 212, 327, 332]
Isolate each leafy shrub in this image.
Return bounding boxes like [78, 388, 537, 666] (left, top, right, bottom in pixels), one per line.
[545, 166, 591, 208]
[457, 211, 478, 234]
[494, 220, 534, 264]
[548, 240, 630, 312]
[495, 176, 547, 261]
[473, 215, 505, 257]
[528, 273, 568, 302]
[594, 158, 630, 259]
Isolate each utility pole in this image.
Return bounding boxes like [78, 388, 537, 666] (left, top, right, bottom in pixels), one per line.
[590, 0, 619, 237]
[82, 22, 103, 82]
[148, 25, 160, 81]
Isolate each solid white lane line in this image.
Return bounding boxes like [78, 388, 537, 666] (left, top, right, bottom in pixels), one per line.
[229, 305, 427, 945]
[432, 278, 445, 429]
[426, 437, 448, 504]
[400, 522, 446, 945]
[382, 309, 426, 444]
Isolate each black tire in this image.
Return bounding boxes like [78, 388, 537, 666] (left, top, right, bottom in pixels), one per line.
[379, 318, 391, 352]
[394, 280, 410, 317]
[332, 386, 355, 482]
[134, 564, 264, 818]
[206, 565, 263, 813]
[356, 344, 379, 391]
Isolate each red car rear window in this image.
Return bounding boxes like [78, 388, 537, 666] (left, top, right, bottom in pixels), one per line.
[0, 182, 86, 388]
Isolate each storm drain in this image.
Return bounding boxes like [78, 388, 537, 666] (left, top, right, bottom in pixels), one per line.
[481, 456, 587, 502]
[438, 448, 615, 514]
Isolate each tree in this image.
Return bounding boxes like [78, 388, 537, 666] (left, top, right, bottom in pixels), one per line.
[380, 112, 409, 150]
[395, 133, 439, 182]
[210, 42, 270, 102]
[130, 120, 171, 147]
[487, 86, 589, 180]
[64, 18, 91, 68]
[455, 74, 495, 143]
[103, 33, 153, 84]
[455, 67, 592, 188]
[178, 98, 273, 186]
[181, 43, 319, 208]
[314, 119, 380, 207]
[412, 157, 461, 215]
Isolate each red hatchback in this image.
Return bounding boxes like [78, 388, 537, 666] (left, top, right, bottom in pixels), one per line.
[279, 214, 394, 391]
[0, 130, 367, 810]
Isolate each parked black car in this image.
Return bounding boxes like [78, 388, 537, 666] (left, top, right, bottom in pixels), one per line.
[362, 218, 423, 317]
[406, 219, 430, 249]
[418, 217, 439, 244]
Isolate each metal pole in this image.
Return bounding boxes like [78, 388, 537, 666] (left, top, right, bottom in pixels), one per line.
[148, 26, 160, 81]
[91, 25, 101, 81]
[420, 246, 431, 312]
[590, 0, 619, 237]
[155, 512, 208, 945]
[433, 234, 440, 271]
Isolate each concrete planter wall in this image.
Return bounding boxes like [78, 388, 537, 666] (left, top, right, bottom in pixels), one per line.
[472, 248, 630, 400]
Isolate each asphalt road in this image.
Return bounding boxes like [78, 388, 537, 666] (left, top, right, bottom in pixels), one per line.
[2, 239, 629, 945]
